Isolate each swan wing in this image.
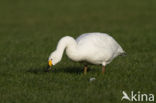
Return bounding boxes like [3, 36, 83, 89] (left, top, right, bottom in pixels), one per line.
[75, 32, 125, 64]
[76, 32, 123, 55]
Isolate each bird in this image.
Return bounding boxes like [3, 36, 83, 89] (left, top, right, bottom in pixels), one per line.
[48, 32, 126, 74]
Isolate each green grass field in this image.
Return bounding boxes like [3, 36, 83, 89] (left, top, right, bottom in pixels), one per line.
[0, 0, 156, 103]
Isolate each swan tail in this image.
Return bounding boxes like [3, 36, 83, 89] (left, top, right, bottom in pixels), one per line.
[119, 51, 127, 56]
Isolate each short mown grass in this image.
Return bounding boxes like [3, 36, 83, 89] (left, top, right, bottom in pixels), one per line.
[0, 0, 156, 103]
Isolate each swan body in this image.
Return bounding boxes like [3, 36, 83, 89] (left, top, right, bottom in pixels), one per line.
[48, 32, 125, 73]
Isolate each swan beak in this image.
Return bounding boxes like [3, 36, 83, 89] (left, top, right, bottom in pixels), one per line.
[48, 60, 52, 67]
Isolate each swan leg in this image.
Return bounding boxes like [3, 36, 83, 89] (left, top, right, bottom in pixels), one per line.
[84, 65, 88, 75]
[102, 66, 105, 74]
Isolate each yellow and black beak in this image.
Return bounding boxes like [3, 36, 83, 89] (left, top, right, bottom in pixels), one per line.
[47, 60, 53, 71]
[48, 60, 52, 67]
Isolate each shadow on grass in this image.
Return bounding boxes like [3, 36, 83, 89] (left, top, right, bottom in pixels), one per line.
[27, 66, 92, 74]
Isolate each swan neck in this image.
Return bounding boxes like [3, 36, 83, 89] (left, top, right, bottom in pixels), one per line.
[56, 36, 78, 60]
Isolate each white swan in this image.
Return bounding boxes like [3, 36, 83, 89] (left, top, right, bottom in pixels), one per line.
[48, 32, 126, 74]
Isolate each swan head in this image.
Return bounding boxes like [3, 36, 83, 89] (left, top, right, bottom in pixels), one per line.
[48, 51, 61, 66]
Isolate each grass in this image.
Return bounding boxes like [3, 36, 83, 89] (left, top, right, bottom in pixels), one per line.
[0, 0, 156, 103]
